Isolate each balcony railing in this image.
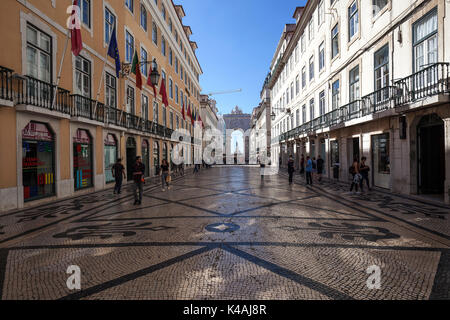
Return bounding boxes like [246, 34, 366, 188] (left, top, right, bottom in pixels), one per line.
[17, 76, 71, 113]
[126, 113, 142, 130]
[362, 86, 397, 115]
[341, 100, 362, 121]
[71, 94, 105, 122]
[0, 66, 13, 101]
[394, 62, 450, 105]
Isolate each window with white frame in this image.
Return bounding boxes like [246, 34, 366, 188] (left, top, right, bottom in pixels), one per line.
[349, 1, 359, 41]
[142, 94, 149, 120]
[349, 65, 360, 102]
[302, 66, 306, 88]
[105, 72, 116, 108]
[373, 0, 388, 17]
[152, 22, 157, 45]
[309, 17, 314, 40]
[26, 24, 52, 83]
[125, 0, 133, 13]
[140, 47, 147, 76]
[374, 44, 389, 91]
[332, 79, 340, 110]
[105, 8, 115, 45]
[319, 90, 325, 115]
[169, 79, 173, 99]
[309, 99, 315, 121]
[318, 0, 324, 25]
[140, 4, 147, 31]
[79, 0, 91, 28]
[126, 85, 135, 114]
[75, 55, 91, 98]
[302, 105, 306, 124]
[332, 24, 339, 59]
[413, 9, 438, 72]
[319, 42, 325, 71]
[295, 75, 300, 96]
[309, 56, 315, 81]
[161, 36, 166, 56]
[125, 31, 134, 63]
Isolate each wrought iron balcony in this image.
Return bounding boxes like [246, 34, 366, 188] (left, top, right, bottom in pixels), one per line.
[126, 113, 142, 130]
[17, 76, 71, 114]
[362, 86, 397, 114]
[0, 66, 13, 101]
[71, 94, 105, 122]
[394, 62, 450, 105]
[341, 100, 362, 121]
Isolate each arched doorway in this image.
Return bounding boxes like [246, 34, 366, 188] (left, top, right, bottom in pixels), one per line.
[126, 137, 136, 181]
[153, 141, 160, 175]
[22, 122, 55, 201]
[104, 134, 118, 184]
[417, 114, 445, 195]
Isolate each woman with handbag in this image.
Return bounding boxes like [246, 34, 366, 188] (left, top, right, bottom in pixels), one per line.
[161, 159, 171, 191]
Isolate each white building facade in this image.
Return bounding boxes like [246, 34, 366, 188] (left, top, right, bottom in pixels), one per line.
[269, 0, 450, 203]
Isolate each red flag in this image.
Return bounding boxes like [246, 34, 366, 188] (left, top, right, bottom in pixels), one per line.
[187, 104, 191, 118]
[199, 115, 204, 128]
[70, 0, 83, 56]
[131, 50, 142, 90]
[147, 67, 157, 97]
[181, 101, 185, 120]
[159, 79, 169, 107]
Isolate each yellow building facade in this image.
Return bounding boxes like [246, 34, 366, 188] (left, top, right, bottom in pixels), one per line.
[0, 0, 203, 211]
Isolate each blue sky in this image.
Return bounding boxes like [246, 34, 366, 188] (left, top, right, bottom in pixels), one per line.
[181, 0, 307, 115]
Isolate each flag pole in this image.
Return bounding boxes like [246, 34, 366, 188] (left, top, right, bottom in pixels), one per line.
[50, 29, 70, 111]
[93, 21, 115, 121]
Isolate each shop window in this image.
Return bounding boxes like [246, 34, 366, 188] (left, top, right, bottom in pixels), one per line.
[22, 122, 55, 202]
[73, 129, 93, 190]
[372, 133, 390, 189]
[104, 134, 117, 184]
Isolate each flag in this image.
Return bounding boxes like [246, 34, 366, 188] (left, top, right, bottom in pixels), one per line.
[131, 49, 142, 90]
[198, 115, 204, 129]
[181, 101, 185, 120]
[159, 78, 169, 107]
[70, 0, 83, 56]
[147, 67, 157, 97]
[187, 104, 191, 118]
[107, 24, 121, 78]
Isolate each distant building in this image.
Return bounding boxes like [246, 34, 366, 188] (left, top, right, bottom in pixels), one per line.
[223, 106, 251, 164]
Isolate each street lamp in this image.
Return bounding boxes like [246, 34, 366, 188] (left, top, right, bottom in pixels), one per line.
[271, 107, 292, 121]
[149, 59, 160, 86]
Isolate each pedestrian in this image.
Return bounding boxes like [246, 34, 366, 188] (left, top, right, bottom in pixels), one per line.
[300, 154, 305, 176]
[161, 159, 171, 191]
[305, 156, 313, 186]
[132, 156, 145, 205]
[349, 158, 361, 194]
[260, 157, 266, 181]
[359, 156, 371, 192]
[193, 163, 199, 173]
[112, 158, 126, 194]
[317, 155, 324, 183]
[288, 155, 295, 185]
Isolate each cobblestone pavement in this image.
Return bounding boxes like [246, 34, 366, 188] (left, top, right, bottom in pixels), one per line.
[0, 167, 449, 300]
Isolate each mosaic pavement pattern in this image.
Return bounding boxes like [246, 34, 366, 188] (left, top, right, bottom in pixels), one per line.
[0, 167, 449, 300]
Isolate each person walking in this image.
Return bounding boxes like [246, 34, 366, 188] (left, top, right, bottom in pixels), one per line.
[132, 156, 145, 205]
[359, 157, 371, 192]
[112, 158, 126, 194]
[349, 158, 361, 194]
[317, 155, 324, 183]
[305, 156, 313, 186]
[288, 155, 295, 185]
[300, 154, 305, 176]
[161, 159, 171, 191]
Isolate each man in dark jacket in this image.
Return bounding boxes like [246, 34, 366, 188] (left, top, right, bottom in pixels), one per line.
[132, 156, 145, 205]
[317, 155, 325, 182]
[288, 155, 295, 185]
[359, 157, 371, 192]
[112, 158, 126, 194]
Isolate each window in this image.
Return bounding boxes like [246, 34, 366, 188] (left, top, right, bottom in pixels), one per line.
[125, 31, 134, 63]
[374, 44, 389, 91]
[169, 18, 173, 32]
[332, 80, 340, 110]
[296, 109, 300, 127]
[80, 0, 91, 28]
[301, 34, 306, 53]
[332, 24, 339, 59]
[302, 105, 306, 124]
[319, 42, 325, 71]
[140, 4, 147, 31]
[75, 55, 91, 98]
[302, 66, 306, 88]
[125, 0, 133, 13]
[290, 82, 294, 101]
[142, 94, 149, 120]
[309, 56, 315, 81]
[140, 47, 148, 76]
[105, 73, 116, 108]
[309, 17, 314, 40]
[152, 22, 157, 45]
[26, 24, 52, 83]
[153, 101, 159, 124]
[413, 9, 438, 72]
[309, 99, 315, 121]
[175, 84, 179, 104]
[319, 90, 325, 115]
[169, 49, 173, 65]
[169, 79, 173, 99]
[161, 36, 166, 55]
[349, 1, 359, 41]
[175, 57, 179, 73]
[126, 86, 135, 114]
[170, 112, 174, 129]
[373, 0, 388, 17]
[295, 75, 300, 96]
[161, 5, 166, 20]
[349, 66, 360, 102]
[318, 0, 324, 25]
[105, 8, 116, 45]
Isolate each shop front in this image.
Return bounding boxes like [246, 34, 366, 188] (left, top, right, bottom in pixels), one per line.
[104, 133, 118, 184]
[22, 122, 55, 202]
[73, 129, 93, 190]
[126, 137, 137, 181]
[372, 133, 390, 189]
